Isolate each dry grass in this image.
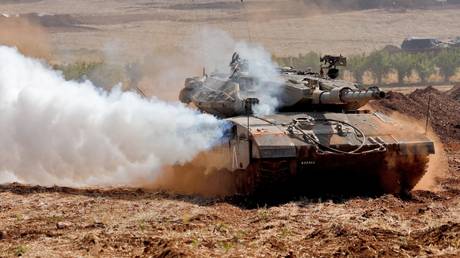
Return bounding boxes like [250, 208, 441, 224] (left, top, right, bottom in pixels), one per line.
[0, 181, 458, 257]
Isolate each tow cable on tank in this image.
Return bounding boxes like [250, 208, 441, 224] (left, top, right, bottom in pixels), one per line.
[290, 118, 387, 155]
[253, 115, 386, 155]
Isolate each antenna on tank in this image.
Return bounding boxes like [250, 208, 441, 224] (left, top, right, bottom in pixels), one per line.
[245, 99, 251, 138]
[425, 94, 432, 135]
[135, 87, 146, 98]
[244, 98, 259, 137]
[241, 0, 252, 42]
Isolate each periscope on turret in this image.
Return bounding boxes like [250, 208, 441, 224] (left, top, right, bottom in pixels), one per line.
[178, 53, 434, 196]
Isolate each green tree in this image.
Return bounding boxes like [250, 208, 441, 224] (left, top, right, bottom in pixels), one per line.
[347, 54, 368, 84]
[434, 49, 460, 83]
[413, 54, 436, 84]
[389, 52, 415, 85]
[367, 50, 392, 85]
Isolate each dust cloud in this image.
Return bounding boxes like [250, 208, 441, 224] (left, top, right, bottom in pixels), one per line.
[0, 15, 52, 61]
[147, 148, 236, 197]
[380, 111, 448, 191]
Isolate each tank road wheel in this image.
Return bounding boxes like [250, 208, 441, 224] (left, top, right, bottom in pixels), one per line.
[379, 155, 429, 196]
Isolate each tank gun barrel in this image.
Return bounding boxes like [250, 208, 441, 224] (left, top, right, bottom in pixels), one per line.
[340, 87, 386, 102]
[316, 86, 385, 105]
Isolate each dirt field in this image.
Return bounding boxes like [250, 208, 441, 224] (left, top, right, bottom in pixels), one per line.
[0, 181, 459, 257]
[0, 144, 459, 257]
[0, 89, 459, 258]
[0, 1, 460, 257]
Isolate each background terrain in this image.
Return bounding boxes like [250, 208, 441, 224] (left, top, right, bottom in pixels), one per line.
[1, 0, 460, 60]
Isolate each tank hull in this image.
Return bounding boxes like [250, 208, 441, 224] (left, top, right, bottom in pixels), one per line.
[225, 111, 434, 196]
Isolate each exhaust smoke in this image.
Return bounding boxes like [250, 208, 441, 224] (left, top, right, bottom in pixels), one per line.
[0, 46, 227, 187]
[235, 42, 283, 115]
[183, 28, 283, 115]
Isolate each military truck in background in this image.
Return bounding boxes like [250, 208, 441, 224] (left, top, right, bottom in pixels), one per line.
[400, 36, 460, 52]
[401, 37, 447, 52]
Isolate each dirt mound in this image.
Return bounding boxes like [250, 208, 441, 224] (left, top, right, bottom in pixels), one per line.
[446, 84, 460, 101]
[372, 86, 460, 145]
[0, 15, 51, 60]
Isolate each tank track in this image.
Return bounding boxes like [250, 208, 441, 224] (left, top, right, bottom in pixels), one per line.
[234, 154, 430, 196]
[169, 153, 430, 197]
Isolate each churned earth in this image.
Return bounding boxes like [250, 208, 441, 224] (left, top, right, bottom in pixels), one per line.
[0, 87, 459, 257]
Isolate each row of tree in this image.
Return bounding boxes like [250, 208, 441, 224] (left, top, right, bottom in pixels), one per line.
[276, 48, 460, 85]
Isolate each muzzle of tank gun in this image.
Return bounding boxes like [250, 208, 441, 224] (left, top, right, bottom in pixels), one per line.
[368, 86, 386, 99]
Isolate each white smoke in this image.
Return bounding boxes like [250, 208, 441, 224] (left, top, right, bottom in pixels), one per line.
[186, 28, 283, 115]
[0, 46, 226, 186]
[234, 42, 283, 115]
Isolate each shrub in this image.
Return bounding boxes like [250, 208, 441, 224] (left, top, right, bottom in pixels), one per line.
[435, 48, 460, 82]
[347, 54, 368, 84]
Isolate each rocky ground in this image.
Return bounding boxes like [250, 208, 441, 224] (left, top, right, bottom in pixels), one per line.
[0, 87, 459, 257]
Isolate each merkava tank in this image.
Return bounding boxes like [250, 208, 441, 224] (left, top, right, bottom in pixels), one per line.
[179, 53, 435, 196]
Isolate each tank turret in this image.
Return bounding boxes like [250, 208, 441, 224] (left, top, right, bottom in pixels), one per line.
[277, 55, 386, 112]
[179, 53, 386, 116]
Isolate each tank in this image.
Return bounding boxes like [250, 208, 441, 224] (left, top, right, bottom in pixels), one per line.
[179, 53, 435, 196]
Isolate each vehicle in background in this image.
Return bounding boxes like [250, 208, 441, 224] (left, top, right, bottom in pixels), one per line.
[448, 36, 460, 48]
[401, 37, 448, 52]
